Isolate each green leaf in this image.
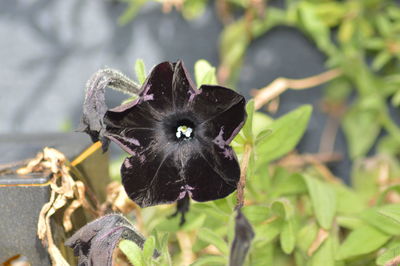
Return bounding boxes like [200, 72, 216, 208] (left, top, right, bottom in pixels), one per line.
[182, 0, 208, 20]
[158, 232, 172, 265]
[296, 221, 318, 253]
[254, 218, 283, 243]
[342, 104, 381, 158]
[142, 235, 156, 262]
[376, 245, 400, 266]
[364, 37, 385, 50]
[154, 230, 168, 251]
[392, 90, 400, 107]
[119, 239, 145, 266]
[336, 225, 391, 260]
[256, 105, 312, 164]
[243, 100, 255, 141]
[154, 212, 206, 232]
[194, 59, 217, 87]
[338, 19, 355, 43]
[323, 78, 352, 103]
[372, 51, 392, 71]
[375, 14, 392, 37]
[255, 129, 272, 146]
[253, 111, 273, 137]
[379, 205, 400, 225]
[197, 228, 229, 255]
[310, 237, 335, 266]
[297, 2, 335, 55]
[241, 205, 269, 224]
[378, 136, 400, 157]
[270, 173, 307, 198]
[134, 59, 147, 84]
[361, 205, 400, 235]
[303, 175, 336, 229]
[336, 216, 365, 230]
[314, 2, 347, 27]
[190, 255, 226, 266]
[271, 198, 294, 220]
[280, 219, 296, 254]
[351, 159, 380, 202]
[191, 203, 229, 222]
[334, 184, 366, 215]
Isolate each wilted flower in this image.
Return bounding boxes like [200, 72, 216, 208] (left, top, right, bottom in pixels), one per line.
[81, 61, 246, 207]
[65, 214, 151, 266]
[229, 210, 255, 266]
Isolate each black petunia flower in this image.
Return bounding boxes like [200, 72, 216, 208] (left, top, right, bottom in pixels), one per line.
[82, 61, 246, 207]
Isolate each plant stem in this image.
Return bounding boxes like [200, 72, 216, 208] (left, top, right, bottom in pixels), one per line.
[253, 68, 342, 110]
[236, 143, 253, 209]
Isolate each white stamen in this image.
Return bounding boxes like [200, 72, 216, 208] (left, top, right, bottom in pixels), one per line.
[176, 125, 193, 139]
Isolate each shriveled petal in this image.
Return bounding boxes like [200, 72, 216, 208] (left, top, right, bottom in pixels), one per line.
[121, 146, 184, 207]
[65, 214, 147, 266]
[172, 61, 198, 110]
[193, 85, 246, 144]
[140, 61, 174, 112]
[185, 141, 240, 202]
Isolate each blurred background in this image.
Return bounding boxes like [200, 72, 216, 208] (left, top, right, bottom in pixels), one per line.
[1, 0, 400, 182]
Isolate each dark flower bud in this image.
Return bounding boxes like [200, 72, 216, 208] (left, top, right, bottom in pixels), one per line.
[229, 210, 255, 266]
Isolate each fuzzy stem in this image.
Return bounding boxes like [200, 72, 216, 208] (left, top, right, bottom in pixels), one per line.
[85, 68, 141, 96]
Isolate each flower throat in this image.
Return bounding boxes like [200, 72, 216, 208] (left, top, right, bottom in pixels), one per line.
[174, 119, 195, 141]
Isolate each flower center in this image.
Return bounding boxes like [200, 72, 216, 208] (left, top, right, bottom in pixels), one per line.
[172, 119, 195, 141]
[176, 125, 193, 139]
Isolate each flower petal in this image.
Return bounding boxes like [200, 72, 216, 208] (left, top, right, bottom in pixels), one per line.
[104, 99, 163, 155]
[193, 85, 246, 144]
[185, 141, 240, 202]
[140, 61, 174, 112]
[172, 61, 198, 110]
[105, 128, 154, 155]
[121, 146, 184, 207]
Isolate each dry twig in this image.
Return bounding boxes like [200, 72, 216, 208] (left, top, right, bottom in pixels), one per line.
[253, 69, 342, 110]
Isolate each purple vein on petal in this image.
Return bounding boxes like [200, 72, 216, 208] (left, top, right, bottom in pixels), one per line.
[226, 121, 245, 144]
[178, 184, 194, 199]
[106, 135, 137, 155]
[213, 127, 226, 149]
